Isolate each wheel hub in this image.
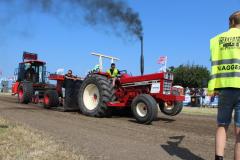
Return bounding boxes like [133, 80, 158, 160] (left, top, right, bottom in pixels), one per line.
[18, 89, 23, 101]
[83, 84, 100, 110]
[44, 96, 49, 105]
[136, 102, 148, 117]
[164, 102, 174, 110]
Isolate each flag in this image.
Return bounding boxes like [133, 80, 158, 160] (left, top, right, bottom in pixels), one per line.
[0, 69, 2, 76]
[157, 56, 168, 64]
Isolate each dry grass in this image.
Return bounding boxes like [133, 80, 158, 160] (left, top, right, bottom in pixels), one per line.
[0, 92, 11, 96]
[0, 118, 85, 160]
[182, 107, 217, 116]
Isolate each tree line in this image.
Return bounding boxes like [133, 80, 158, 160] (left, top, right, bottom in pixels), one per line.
[168, 64, 210, 88]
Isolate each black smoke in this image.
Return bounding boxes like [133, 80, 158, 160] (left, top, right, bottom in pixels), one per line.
[0, 0, 143, 39]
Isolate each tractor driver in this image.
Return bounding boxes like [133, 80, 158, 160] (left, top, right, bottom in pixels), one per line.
[25, 64, 36, 82]
[107, 63, 120, 87]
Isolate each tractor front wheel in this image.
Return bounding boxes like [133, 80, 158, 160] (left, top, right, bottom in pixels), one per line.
[43, 90, 59, 109]
[159, 101, 183, 116]
[18, 82, 33, 104]
[131, 94, 158, 124]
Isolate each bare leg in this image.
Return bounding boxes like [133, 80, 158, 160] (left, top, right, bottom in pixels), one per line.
[112, 78, 116, 87]
[216, 125, 229, 157]
[235, 125, 240, 160]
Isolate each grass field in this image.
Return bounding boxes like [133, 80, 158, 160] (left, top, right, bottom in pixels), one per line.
[0, 92, 11, 96]
[0, 118, 85, 160]
[182, 107, 217, 116]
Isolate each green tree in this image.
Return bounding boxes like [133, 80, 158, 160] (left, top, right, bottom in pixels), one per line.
[170, 64, 210, 88]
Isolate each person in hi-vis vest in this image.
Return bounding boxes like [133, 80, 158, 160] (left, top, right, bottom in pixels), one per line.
[209, 11, 240, 160]
[107, 63, 120, 87]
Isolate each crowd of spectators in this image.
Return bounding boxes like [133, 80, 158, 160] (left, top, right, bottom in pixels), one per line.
[184, 87, 218, 107]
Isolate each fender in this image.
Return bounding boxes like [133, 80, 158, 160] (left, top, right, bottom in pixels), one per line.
[12, 82, 20, 95]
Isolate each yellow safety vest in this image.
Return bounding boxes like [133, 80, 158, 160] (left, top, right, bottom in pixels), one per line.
[208, 28, 240, 91]
[107, 68, 119, 78]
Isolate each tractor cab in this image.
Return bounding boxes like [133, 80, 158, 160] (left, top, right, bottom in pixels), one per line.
[17, 52, 46, 84]
[12, 52, 59, 108]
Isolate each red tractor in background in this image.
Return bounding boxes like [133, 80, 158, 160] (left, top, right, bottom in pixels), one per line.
[12, 52, 60, 108]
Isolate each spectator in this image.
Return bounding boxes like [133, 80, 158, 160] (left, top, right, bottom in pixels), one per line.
[65, 70, 79, 81]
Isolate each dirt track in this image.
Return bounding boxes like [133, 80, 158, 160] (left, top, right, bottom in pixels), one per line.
[0, 95, 235, 160]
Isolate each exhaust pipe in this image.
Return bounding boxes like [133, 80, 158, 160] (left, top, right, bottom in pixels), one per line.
[140, 36, 144, 76]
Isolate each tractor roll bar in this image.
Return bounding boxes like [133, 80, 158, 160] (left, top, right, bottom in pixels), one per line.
[91, 52, 120, 71]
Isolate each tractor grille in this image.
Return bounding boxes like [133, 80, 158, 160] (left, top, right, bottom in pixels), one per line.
[163, 81, 172, 95]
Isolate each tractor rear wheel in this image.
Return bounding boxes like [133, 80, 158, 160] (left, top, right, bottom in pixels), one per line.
[44, 90, 59, 109]
[18, 82, 33, 104]
[131, 94, 158, 124]
[159, 101, 183, 116]
[78, 74, 114, 117]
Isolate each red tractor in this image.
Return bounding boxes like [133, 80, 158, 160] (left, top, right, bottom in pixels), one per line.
[12, 52, 59, 108]
[77, 53, 185, 124]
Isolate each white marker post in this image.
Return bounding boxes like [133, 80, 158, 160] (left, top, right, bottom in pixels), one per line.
[91, 52, 120, 71]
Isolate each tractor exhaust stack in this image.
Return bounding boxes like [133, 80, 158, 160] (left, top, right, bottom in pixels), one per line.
[140, 36, 144, 76]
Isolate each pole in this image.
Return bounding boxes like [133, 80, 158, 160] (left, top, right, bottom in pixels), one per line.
[165, 56, 167, 72]
[99, 56, 103, 71]
[140, 36, 144, 76]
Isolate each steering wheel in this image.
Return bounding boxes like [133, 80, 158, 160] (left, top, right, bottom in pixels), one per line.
[119, 70, 128, 75]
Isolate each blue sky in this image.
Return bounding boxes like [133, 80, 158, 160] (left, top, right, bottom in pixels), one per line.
[0, 0, 239, 79]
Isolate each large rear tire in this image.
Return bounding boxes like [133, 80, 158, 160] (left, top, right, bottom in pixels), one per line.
[131, 94, 158, 124]
[44, 90, 59, 109]
[78, 74, 115, 117]
[159, 101, 183, 116]
[18, 82, 33, 104]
